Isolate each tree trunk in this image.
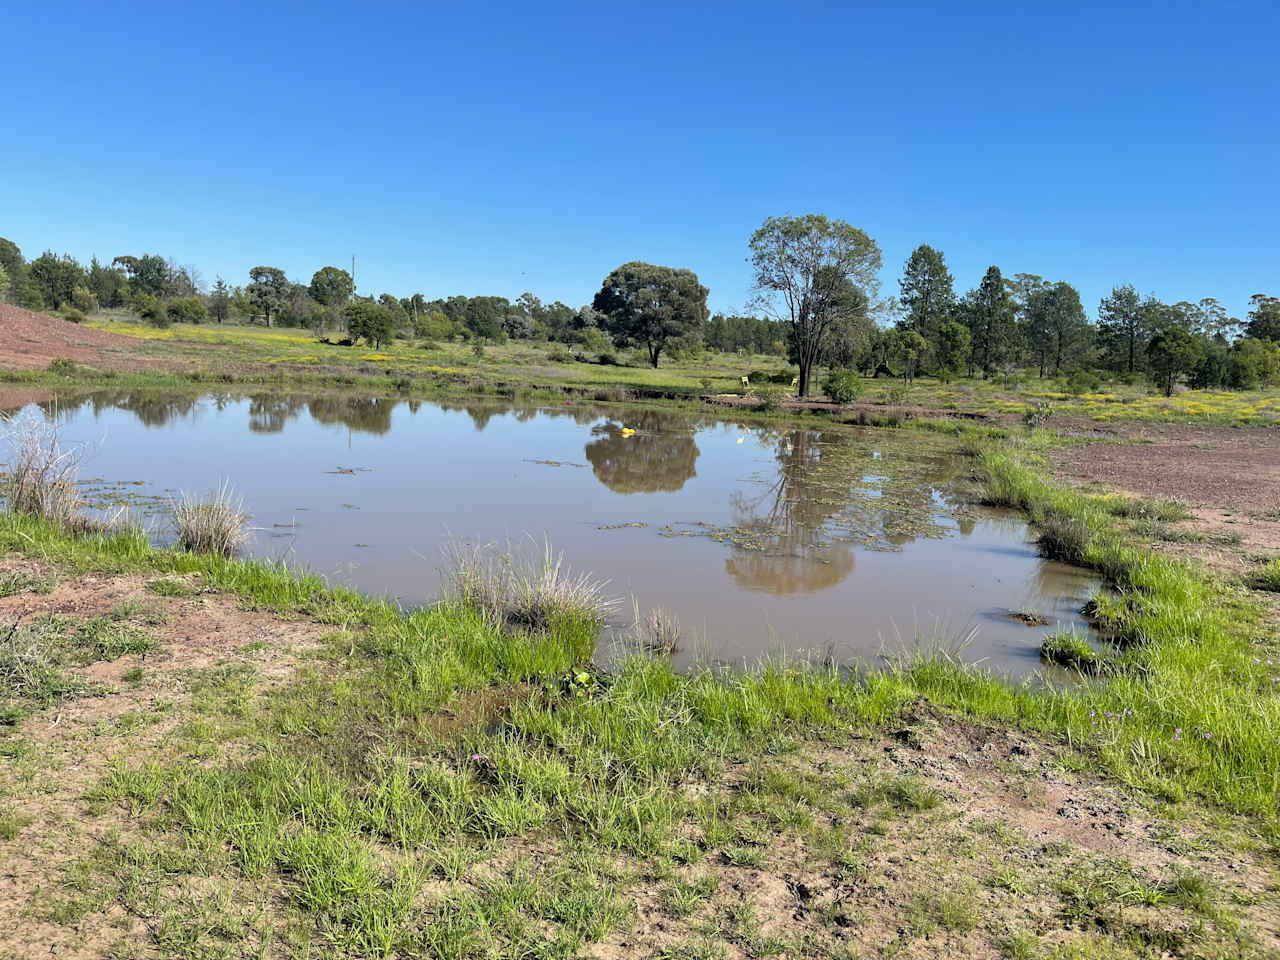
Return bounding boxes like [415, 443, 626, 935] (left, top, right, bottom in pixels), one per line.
[797, 361, 811, 398]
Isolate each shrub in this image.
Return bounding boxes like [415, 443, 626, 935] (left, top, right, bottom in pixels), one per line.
[165, 296, 207, 324]
[1066, 370, 1101, 395]
[596, 351, 619, 366]
[134, 293, 169, 328]
[755, 385, 785, 412]
[547, 347, 573, 363]
[748, 368, 797, 385]
[822, 369, 865, 404]
[883, 382, 910, 405]
[171, 483, 251, 556]
[1022, 400, 1053, 428]
[61, 307, 85, 324]
[47, 358, 78, 376]
[70, 286, 97, 314]
[0, 415, 85, 529]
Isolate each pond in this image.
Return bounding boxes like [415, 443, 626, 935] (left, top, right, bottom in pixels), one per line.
[23, 391, 1099, 676]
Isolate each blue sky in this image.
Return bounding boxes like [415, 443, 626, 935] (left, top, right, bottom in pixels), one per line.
[2, 1, 1276, 320]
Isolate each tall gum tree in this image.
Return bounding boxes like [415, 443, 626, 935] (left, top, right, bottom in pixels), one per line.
[748, 214, 882, 397]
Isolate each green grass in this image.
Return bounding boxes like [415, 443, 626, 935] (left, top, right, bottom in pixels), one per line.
[1040, 629, 1105, 674]
[5, 315, 1271, 427]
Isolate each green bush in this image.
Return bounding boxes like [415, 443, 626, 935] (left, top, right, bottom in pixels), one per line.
[755, 385, 785, 412]
[747, 368, 796, 385]
[883, 382, 910, 405]
[70, 286, 97, 314]
[1066, 370, 1101, 395]
[134, 293, 169, 328]
[1022, 400, 1053, 428]
[60, 307, 85, 325]
[821, 369, 865, 404]
[166, 297, 207, 324]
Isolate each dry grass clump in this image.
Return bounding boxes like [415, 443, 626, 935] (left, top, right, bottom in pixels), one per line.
[643, 606, 681, 655]
[1, 413, 86, 529]
[172, 483, 251, 556]
[442, 538, 618, 631]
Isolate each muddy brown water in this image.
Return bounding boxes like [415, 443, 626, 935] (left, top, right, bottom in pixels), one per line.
[25, 392, 1099, 675]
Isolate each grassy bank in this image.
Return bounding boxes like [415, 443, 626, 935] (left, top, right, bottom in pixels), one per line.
[0, 418, 1278, 956]
[17, 316, 1273, 425]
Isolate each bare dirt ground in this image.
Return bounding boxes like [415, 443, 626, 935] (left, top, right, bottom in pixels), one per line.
[0, 561, 326, 960]
[1050, 420, 1280, 582]
[0, 304, 167, 372]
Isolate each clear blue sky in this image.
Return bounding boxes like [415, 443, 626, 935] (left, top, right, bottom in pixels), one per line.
[2, 1, 1276, 320]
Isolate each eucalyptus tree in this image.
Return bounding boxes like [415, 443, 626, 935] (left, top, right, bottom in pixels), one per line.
[309, 266, 354, 329]
[1245, 294, 1280, 342]
[748, 214, 882, 396]
[592, 261, 709, 367]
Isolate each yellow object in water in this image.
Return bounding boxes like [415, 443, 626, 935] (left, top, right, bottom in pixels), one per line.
[620, 427, 636, 438]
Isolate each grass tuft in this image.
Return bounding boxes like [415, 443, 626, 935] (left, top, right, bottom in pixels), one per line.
[1040, 629, 1104, 674]
[442, 538, 618, 634]
[171, 482, 251, 556]
[1245, 558, 1280, 592]
[0, 413, 87, 530]
[643, 607, 681, 655]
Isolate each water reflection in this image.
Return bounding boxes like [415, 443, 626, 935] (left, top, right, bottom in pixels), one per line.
[584, 412, 700, 494]
[307, 396, 395, 435]
[726, 430, 857, 593]
[249, 397, 306, 434]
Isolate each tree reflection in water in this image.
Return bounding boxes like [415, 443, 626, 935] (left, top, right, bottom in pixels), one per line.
[584, 412, 700, 494]
[306, 396, 395, 435]
[724, 428, 963, 595]
[249, 396, 307, 433]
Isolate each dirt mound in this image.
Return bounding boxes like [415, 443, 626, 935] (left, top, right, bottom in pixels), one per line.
[0, 303, 157, 370]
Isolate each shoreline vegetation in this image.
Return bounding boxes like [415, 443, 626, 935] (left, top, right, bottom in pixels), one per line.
[0, 310, 1277, 427]
[0, 363, 1278, 955]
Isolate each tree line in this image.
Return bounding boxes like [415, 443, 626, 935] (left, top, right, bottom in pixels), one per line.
[2, 223, 1277, 397]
